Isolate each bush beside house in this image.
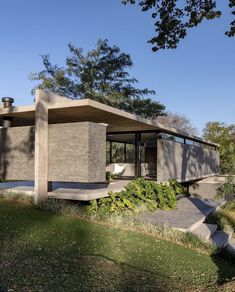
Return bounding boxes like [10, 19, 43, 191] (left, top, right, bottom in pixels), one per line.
[87, 178, 185, 215]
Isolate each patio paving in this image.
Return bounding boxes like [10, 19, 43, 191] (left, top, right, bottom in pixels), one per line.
[0, 180, 131, 201]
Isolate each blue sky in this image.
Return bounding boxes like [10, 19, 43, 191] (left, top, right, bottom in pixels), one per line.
[0, 0, 234, 134]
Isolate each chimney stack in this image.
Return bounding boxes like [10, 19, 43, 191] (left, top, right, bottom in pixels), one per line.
[2, 97, 14, 128]
[2, 97, 14, 108]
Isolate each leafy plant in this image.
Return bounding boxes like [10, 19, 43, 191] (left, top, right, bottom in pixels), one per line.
[106, 172, 115, 183]
[217, 175, 235, 200]
[86, 178, 177, 215]
[169, 179, 186, 195]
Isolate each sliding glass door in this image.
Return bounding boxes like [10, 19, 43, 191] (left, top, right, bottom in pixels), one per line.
[106, 131, 158, 179]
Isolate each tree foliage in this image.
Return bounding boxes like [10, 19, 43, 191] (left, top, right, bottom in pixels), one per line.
[30, 39, 165, 119]
[156, 112, 198, 135]
[203, 122, 235, 174]
[122, 0, 235, 52]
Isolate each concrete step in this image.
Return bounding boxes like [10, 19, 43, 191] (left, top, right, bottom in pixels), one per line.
[189, 182, 225, 200]
[211, 230, 232, 248]
[213, 198, 227, 211]
[188, 176, 228, 200]
[180, 197, 218, 220]
[137, 197, 224, 233]
[192, 223, 217, 241]
[190, 196, 226, 214]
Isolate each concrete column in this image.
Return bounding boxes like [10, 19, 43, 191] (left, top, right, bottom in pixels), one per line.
[134, 132, 141, 178]
[34, 90, 49, 204]
[2, 117, 13, 128]
[48, 181, 53, 192]
[156, 139, 164, 182]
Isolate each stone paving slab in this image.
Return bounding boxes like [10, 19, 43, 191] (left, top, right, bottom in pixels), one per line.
[137, 197, 222, 232]
[0, 180, 131, 201]
[211, 230, 232, 248]
[192, 223, 217, 241]
[189, 175, 235, 200]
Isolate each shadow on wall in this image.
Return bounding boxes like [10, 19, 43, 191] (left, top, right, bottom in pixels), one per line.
[0, 127, 35, 180]
[0, 129, 10, 180]
[159, 140, 235, 287]
[160, 140, 219, 182]
[0, 90, 51, 181]
[17, 126, 35, 159]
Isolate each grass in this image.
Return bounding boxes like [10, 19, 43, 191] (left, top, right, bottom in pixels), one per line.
[35, 197, 215, 253]
[1, 199, 235, 291]
[207, 201, 235, 238]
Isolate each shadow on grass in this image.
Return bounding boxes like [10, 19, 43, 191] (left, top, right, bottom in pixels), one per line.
[0, 200, 182, 291]
[211, 250, 235, 288]
[2, 198, 235, 291]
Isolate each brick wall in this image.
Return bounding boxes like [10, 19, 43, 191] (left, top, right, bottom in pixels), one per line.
[0, 122, 106, 182]
[0, 126, 35, 180]
[48, 122, 106, 182]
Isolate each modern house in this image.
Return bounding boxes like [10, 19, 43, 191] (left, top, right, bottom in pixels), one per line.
[0, 90, 220, 203]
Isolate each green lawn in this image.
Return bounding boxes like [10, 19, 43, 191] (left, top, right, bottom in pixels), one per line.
[208, 201, 235, 238]
[0, 199, 235, 291]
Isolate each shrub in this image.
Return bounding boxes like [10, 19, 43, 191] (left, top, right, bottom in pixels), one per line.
[206, 202, 235, 234]
[0, 191, 33, 204]
[217, 175, 235, 200]
[36, 198, 84, 217]
[168, 179, 187, 195]
[86, 178, 177, 215]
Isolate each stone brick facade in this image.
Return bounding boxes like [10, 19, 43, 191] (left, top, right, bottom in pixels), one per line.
[48, 122, 106, 182]
[0, 122, 106, 182]
[0, 126, 34, 180]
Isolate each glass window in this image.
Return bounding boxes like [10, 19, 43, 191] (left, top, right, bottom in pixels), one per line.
[111, 142, 125, 163]
[175, 136, 185, 144]
[161, 133, 176, 141]
[160, 132, 184, 144]
[185, 139, 194, 145]
[193, 141, 201, 147]
[159, 132, 216, 150]
[126, 144, 135, 163]
[106, 133, 136, 164]
[141, 132, 157, 178]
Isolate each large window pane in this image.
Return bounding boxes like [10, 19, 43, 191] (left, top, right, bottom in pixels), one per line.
[106, 133, 135, 164]
[111, 142, 125, 163]
[141, 132, 157, 178]
[126, 144, 135, 163]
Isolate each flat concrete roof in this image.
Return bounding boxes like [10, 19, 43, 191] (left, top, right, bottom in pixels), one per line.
[0, 93, 219, 147]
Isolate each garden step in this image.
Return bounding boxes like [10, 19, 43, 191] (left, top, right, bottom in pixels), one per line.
[213, 198, 227, 211]
[192, 223, 217, 241]
[190, 196, 226, 214]
[211, 230, 232, 248]
[188, 176, 228, 200]
[137, 197, 218, 232]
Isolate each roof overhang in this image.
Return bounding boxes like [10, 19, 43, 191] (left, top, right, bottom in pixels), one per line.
[0, 95, 219, 148]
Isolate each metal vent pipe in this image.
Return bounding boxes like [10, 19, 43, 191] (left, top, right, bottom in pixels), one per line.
[2, 97, 14, 128]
